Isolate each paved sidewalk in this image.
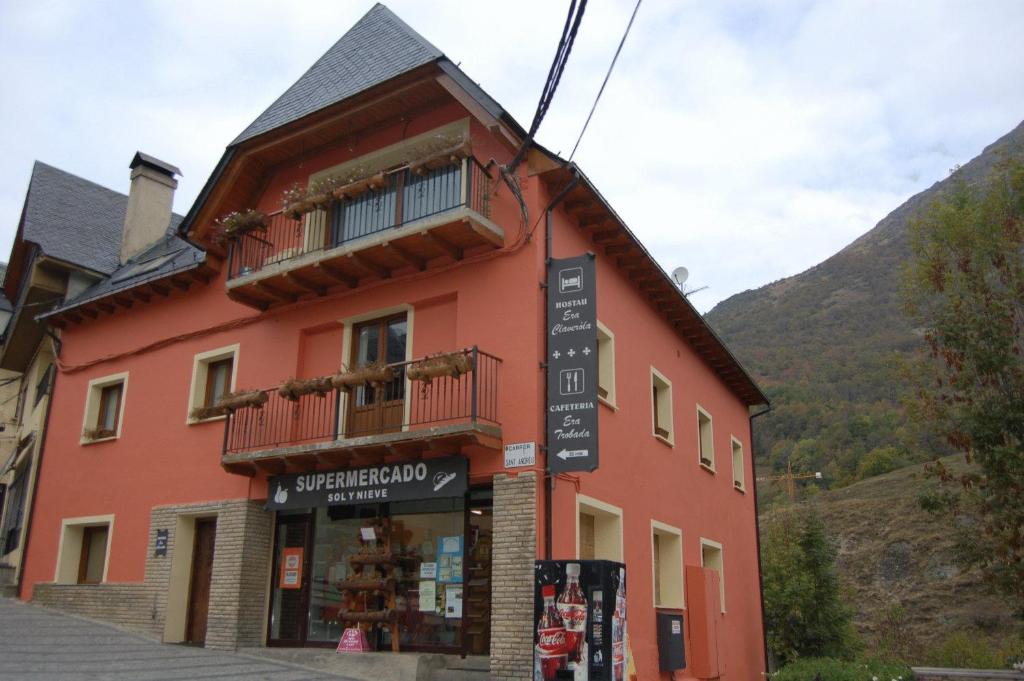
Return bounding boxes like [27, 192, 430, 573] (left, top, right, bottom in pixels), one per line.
[0, 598, 356, 680]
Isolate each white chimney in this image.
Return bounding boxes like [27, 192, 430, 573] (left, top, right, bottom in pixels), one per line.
[121, 152, 181, 264]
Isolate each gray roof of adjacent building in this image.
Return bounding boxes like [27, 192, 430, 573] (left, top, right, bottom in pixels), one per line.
[231, 3, 443, 146]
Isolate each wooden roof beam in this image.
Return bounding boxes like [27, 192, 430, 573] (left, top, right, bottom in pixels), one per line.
[228, 288, 270, 311]
[283, 272, 326, 296]
[169, 277, 191, 291]
[130, 288, 152, 303]
[605, 244, 635, 256]
[313, 262, 358, 288]
[347, 252, 390, 279]
[383, 241, 425, 271]
[252, 281, 297, 303]
[591, 229, 622, 243]
[112, 294, 134, 309]
[420, 230, 462, 260]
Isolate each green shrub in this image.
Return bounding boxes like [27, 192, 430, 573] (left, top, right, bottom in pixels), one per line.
[772, 657, 913, 681]
[922, 630, 1024, 669]
[857, 446, 904, 480]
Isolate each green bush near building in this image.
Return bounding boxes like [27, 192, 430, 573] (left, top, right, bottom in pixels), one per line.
[771, 658, 914, 681]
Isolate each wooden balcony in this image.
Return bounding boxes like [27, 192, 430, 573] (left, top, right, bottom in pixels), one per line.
[220, 348, 501, 476]
[225, 158, 503, 310]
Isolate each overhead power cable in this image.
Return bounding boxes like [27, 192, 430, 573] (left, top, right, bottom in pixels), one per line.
[569, 0, 643, 161]
[500, 0, 588, 224]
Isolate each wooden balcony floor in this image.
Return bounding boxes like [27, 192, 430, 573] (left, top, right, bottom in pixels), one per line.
[221, 421, 502, 476]
[225, 206, 503, 310]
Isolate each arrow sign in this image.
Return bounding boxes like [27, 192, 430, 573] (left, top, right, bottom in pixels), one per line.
[557, 449, 589, 460]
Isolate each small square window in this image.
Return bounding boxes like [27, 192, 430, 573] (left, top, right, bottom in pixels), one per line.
[697, 406, 714, 470]
[651, 368, 673, 444]
[596, 322, 616, 407]
[81, 373, 128, 443]
[731, 437, 745, 491]
[188, 345, 239, 423]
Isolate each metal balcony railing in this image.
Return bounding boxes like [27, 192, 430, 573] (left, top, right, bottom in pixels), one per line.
[227, 157, 493, 279]
[222, 348, 500, 456]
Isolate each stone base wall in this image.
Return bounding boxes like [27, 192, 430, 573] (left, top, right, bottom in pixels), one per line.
[490, 472, 537, 681]
[33, 583, 160, 636]
[33, 498, 272, 651]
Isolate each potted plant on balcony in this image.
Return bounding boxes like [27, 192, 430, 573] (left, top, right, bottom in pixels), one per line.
[408, 140, 473, 176]
[283, 184, 317, 220]
[406, 351, 473, 388]
[278, 376, 335, 402]
[330, 362, 395, 391]
[212, 209, 269, 244]
[213, 389, 269, 413]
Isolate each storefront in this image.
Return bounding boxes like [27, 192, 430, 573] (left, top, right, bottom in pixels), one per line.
[264, 456, 492, 654]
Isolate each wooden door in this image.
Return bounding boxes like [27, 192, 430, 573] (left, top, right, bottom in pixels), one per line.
[346, 315, 407, 436]
[186, 518, 217, 645]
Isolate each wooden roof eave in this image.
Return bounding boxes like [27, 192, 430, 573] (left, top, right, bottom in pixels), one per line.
[541, 165, 768, 407]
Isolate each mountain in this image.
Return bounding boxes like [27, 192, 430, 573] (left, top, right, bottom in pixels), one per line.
[706, 120, 1024, 489]
[762, 456, 1019, 656]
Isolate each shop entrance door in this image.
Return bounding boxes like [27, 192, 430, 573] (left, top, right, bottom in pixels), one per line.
[185, 518, 217, 645]
[268, 514, 312, 645]
[347, 315, 407, 437]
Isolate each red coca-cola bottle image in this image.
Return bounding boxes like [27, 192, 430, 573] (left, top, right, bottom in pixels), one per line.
[556, 562, 587, 665]
[535, 584, 568, 681]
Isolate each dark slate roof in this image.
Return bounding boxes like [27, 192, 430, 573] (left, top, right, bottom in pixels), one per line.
[231, 3, 442, 146]
[46, 224, 204, 317]
[23, 161, 132, 274]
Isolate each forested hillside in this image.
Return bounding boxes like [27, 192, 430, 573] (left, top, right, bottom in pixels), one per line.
[706, 120, 1024, 492]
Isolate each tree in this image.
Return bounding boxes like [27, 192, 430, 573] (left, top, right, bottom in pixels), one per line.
[761, 507, 857, 666]
[902, 157, 1024, 615]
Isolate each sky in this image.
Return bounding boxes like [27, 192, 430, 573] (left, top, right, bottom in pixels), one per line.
[0, 0, 1022, 312]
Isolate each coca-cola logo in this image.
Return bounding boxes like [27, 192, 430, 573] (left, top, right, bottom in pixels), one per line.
[560, 606, 586, 629]
[537, 627, 567, 652]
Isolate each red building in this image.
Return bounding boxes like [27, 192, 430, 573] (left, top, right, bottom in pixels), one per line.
[16, 6, 767, 680]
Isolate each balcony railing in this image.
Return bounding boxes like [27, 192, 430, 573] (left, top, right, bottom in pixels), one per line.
[222, 348, 500, 457]
[227, 157, 493, 279]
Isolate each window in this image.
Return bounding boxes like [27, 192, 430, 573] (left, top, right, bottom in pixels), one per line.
[81, 372, 128, 443]
[731, 437, 745, 491]
[34, 364, 53, 408]
[651, 367, 674, 444]
[78, 526, 109, 584]
[187, 345, 239, 423]
[697, 406, 714, 470]
[701, 539, 725, 612]
[55, 516, 113, 584]
[596, 322, 616, 406]
[1, 463, 29, 556]
[651, 521, 684, 608]
[577, 495, 623, 562]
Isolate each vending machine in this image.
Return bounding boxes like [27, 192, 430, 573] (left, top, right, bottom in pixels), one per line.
[534, 560, 627, 681]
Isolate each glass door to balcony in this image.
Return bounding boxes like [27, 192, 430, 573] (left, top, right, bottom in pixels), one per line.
[347, 315, 407, 437]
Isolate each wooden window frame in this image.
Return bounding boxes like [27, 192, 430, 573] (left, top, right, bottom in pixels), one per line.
[187, 345, 239, 424]
[576, 494, 624, 562]
[700, 538, 726, 613]
[204, 358, 233, 408]
[54, 515, 114, 584]
[80, 372, 129, 444]
[651, 520, 684, 609]
[77, 525, 109, 585]
[96, 384, 122, 435]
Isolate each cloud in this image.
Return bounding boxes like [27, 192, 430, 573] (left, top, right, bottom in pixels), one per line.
[0, 0, 1021, 313]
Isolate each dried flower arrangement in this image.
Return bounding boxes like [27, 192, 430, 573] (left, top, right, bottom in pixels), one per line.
[212, 209, 269, 244]
[189, 405, 227, 421]
[215, 390, 269, 412]
[330, 363, 395, 391]
[82, 427, 116, 441]
[406, 351, 473, 386]
[278, 376, 335, 402]
[408, 140, 472, 176]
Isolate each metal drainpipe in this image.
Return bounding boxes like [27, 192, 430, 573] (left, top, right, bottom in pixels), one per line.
[542, 165, 581, 560]
[749, 403, 773, 673]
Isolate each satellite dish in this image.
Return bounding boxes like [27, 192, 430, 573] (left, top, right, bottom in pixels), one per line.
[672, 266, 689, 287]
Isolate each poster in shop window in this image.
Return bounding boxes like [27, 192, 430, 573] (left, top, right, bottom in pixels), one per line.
[279, 547, 303, 589]
[547, 254, 599, 474]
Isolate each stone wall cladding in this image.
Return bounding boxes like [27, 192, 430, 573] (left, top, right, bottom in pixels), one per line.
[34, 498, 272, 652]
[33, 583, 160, 636]
[490, 472, 537, 681]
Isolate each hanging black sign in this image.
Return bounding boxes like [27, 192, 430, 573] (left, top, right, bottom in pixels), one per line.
[547, 254, 599, 473]
[265, 455, 468, 511]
